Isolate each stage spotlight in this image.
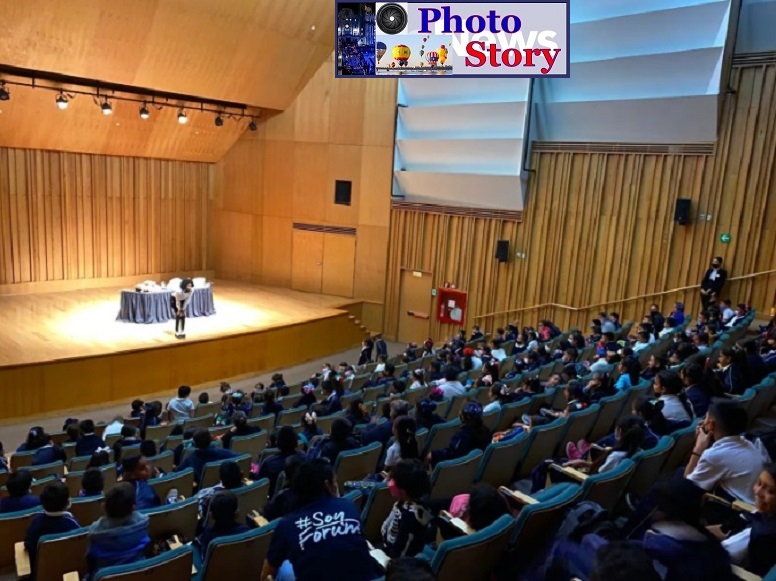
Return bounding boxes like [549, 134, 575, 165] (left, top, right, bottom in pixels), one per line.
[0, 82, 9, 101]
[101, 99, 113, 115]
[214, 115, 223, 127]
[55, 92, 69, 110]
[139, 104, 150, 119]
[177, 109, 188, 124]
[248, 119, 257, 131]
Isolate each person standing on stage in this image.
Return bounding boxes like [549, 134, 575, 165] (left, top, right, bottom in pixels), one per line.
[174, 279, 194, 339]
[700, 257, 728, 311]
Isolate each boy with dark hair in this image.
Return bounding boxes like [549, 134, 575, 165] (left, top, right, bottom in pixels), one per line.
[167, 385, 195, 422]
[130, 399, 144, 419]
[0, 470, 41, 513]
[76, 420, 106, 458]
[113, 425, 141, 464]
[79, 468, 105, 497]
[685, 401, 765, 504]
[121, 455, 161, 510]
[174, 429, 237, 483]
[25, 481, 80, 570]
[87, 482, 150, 575]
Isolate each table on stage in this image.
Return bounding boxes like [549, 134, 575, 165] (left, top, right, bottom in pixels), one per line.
[116, 284, 216, 324]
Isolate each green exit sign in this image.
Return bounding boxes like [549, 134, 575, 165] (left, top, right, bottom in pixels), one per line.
[720, 233, 731, 244]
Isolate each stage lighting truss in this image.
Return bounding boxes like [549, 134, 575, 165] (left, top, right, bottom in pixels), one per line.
[0, 72, 263, 130]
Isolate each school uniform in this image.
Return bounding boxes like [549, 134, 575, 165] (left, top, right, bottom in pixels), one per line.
[25, 510, 81, 571]
[686, 436, 764, 504]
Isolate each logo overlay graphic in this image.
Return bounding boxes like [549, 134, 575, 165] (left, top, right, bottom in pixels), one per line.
[336, 1, 569, 78]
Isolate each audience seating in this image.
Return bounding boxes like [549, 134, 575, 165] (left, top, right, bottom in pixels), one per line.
[200, 454, 252, 489]
[360, 483, 394, 544]
[425, 513, 514, 581]
[0, 507, 38, 569]
[228, 431, 268, 457]
[196, 521, 278, 581]
[89, 544, 194, 581]
[17, 527, 88, 580]
[421, 419, 461, 456]
[69, 494, 105, 526]
[143, 496, 199, 542]
[333, 442, 382, 494]
[474, 432, 532, 488]
[429, 450, 483, 501]
[66, 465, 117, 498]
[149, 468, 195, 500]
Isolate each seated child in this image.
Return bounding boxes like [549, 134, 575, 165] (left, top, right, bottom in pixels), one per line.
[381, 459, 432, 558]
[120, 455, 161, 510]
[79, 468, 106, 497]
[87, 482, 150, 575]
[196, 491, 249, 556]
[0, 470, 41, 513]
[25, 481, 80, 570]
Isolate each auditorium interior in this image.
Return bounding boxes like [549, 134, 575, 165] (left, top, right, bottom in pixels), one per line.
[0, 1, 775, 580]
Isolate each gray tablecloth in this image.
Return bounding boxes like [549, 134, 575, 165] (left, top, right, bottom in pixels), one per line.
[116, 286, 216, 324]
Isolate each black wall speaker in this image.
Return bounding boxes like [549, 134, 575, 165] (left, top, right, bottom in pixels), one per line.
[674, 198, 691, 225]
[334, 180, 352, 206]
[495, 240, 510, 262]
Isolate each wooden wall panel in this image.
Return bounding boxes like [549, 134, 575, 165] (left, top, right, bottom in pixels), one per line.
[384, 63, 776, 340]
[0, 147, 212, 286]
[212, 55, 397, 312]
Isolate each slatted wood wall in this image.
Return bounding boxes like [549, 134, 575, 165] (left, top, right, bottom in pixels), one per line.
[0, 148, 213, 285]
[384, 61, 776, 339]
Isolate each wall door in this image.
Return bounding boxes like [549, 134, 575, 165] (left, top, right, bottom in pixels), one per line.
[291, 230, 356, 297]
[322, 234, 356, 298]
[291, 230, 324, 293]
[398, 270, 433, 343]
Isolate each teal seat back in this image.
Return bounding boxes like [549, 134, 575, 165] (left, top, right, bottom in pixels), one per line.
[200, 522, 278, 581]
[474, 432, 532, 488]
[430, 449, 483, 501]
[430, 513, 514, 581]
[580, 458, 636, 512]
[511, 483, 583, 555]
[92, 545, 193, 580]
[628, 436, 674, 498]
[36, 527, 89, 580]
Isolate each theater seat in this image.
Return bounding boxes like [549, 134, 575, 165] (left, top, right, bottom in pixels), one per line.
[91, 545, 194, 580]
[426, 513, 515, 581]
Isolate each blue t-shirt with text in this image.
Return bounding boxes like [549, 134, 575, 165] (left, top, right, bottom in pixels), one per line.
[266, 496, 375, 581]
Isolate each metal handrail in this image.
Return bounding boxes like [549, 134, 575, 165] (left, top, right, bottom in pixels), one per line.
[473, 268, 776, 322]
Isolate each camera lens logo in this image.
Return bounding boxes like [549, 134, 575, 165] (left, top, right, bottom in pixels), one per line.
[376, 3, 408, 35]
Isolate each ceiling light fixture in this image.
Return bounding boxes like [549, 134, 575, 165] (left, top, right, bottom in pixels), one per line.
[248, 118, 257, 131]
[139, 103, 150, 119]
[100, 98, 112, 115]
[0, 82, 9, 101]
[214, 114, 224, 127]
[177, 109, 188, 124]
[55, 92, 70, 110]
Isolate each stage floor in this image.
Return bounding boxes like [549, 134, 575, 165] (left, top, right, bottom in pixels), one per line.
[0, 281, 353, 367]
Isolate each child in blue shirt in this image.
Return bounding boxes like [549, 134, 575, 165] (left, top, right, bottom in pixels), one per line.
[25, 481, 80, 573]
[0, 470, 41, 514]
[75, 420, 106, 458]
[120, 456, 161, 510]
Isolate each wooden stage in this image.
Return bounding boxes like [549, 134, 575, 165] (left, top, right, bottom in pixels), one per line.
[0, 281, 367, 420]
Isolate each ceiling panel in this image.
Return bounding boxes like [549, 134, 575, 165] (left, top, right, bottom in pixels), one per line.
[0, 83, 254, 162]
[0, 0, 334, 110]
